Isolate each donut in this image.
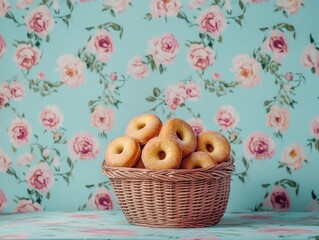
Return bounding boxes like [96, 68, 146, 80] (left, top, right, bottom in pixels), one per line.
[196, 130, 231, 164]
[180, 151, 217, 169]
[105, 136, 141, 167]
[159, 118, 196, 158]
[125, 113, 162, 145]
[141, 136, 182, 170]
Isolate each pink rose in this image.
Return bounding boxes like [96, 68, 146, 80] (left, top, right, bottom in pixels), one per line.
[0, 35, 6, 59]
[91, 105, 115, 133]
[16, 0, 35, 9]
[301, 44, 319, 75]
[9, 80, 25, 101]
[215, 105, 240, 131]
[39, 105, 64, 131]
[0, 0, 10, 17]
[150, 0, 182, 18]
[15, 200, 42, 213]
[8, 117, 32, 148]
[86, 29, 115, 63]
[0, 83, 10, 109]
[187, 117, 206, 136]
[43, 148, 50, 158]
[309, 116, 319, 139]
[18, 152, 35, 167]
[281, 143, 306, 170]
[276, 0, 303, 15]
[109, 72, 118, 81]
[243, 131, 275, 160]
[266, 105, 290, 133]
[25, 5, 54, 37]
[0, 189, 6, 211]
[68, 132, 100, 160]
[0, 149, 12, 173]
[88, 187, 114, 210]
[263, 185, 290, 211]
[13, 43, 41, 70]
[147, 33, 179, 66]
[127, 56, 148, 79]
[188, 0, 206, 10]
[181, 80, 201, 101]
[197, 5, 226, 38]
[285, 72, 293, 81]
[307, 199, 319, 212]
[38, 72, 46, 80]
[53, 155, 60, 169]
[262, 30, 289, 63]
[231, 54, 262, 88]
[56, 54, 86, 87]
[164, 84, 187, 111]
[104, 0, 131, 13]
[212, 72, 221, 80]
[187, 44, 215, 71]
[26, 162, 54, 193]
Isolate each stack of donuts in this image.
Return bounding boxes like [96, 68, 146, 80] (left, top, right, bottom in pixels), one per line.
[104, 113, 231, 170]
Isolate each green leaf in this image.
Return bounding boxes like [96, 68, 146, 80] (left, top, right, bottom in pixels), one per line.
[312, 190, 317, 200]
[85, 184, 95, 189]
[145, 96, 156, 102]
[153, 88, 161, 97]
[259, 27, 269, 32]
[239, 0, 244, 10]
[261, 183, 271, 188]
[310, 34, 315, 44]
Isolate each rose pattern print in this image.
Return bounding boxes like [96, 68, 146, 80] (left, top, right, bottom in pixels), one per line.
[8, 118, 32, 148]
[0, 0, 10, 17]
[0, 189, 6, 211]
[187, 43, 215, 71]
[104, 0, 131, 14]
[215, 105, 239, 131]
[301, 38, 319, 76]
[16, 0, 35, 10]
[187, 117, 206, 136]
[0, 35, 6, 59]
[15, 199, 42, 213]
[13, 43, 41, 70]
[68, 132, 100, 160]
[26, 162, 54, 193]
[148, 0, 182, 19]
[39, 105, 64, 131]
[280, 143, 307, 171]
[0, 149, 12, 173]
[88, 187, 114, 210]
[243, 131, 275, 160]
[266, 105, 290, 137]
[91, 105, 115, 134]
[17, 152, 35, 167]
[263, 185, 291, 211]
[127, 55, 149, 80]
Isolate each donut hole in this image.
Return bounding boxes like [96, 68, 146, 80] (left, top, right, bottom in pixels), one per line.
[206, 144, 214, 153]
[115, 146, 124, 154]
[136, 122, 146, 130]
[176, 131, 183, 141]
[158, 151, 166, 160]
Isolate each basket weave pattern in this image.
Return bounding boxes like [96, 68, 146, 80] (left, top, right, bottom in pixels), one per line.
[102, 156, 235, 228]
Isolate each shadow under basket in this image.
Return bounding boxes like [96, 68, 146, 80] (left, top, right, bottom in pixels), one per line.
[102, 156, 235, 228]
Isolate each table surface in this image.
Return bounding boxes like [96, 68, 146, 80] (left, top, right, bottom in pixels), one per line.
[0, 210, 318, 240]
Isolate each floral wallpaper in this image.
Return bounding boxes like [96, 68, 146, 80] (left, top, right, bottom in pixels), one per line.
[0, 0, 319, 213]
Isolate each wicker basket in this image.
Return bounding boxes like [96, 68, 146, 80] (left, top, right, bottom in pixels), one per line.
[102, 156, 235, 228]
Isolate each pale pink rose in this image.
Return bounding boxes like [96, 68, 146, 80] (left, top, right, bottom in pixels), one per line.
[17, 152, 35, 166]
[0, 189, 6, 211]
[15, 200, 42, 213]
[9, 80, 25, 101]
[189, 0, 206, 10]
[231, 54, 262, 88]
[309, 116, 319, 139]
[147, 33, 179, 66]
[187, 44, 215, 71]
[16, 0, 35, 9]
[281, 143, 306, 170]
[13, 43, 41, 70]
[212, 72, 221, 80]
[187, 117, 206, 136]
[215, 105, 240, 131]
[109, 72, 118, 80]
[0, 35, 6, 59]
[37, 72, 46, 80]
[301, 44, 319, 75]
[86, 29, 115, 63]
[26, 162, 54, 193]
[150, 0, 182, 18]
[53, 155, 60, 169]
[243, 131, 275, 160]
[68, 132, 100, 160]
[91, 105, 115, 133]
[8, 118, 32, 147]
[43, 148, 50, 158]
[307, 199, 319, 212]
[104, 0, 131, 13]
[230, 131, 238, 141]
[285, 72, 293, 81]
[276, 0, 303, 14]
[262, 30, 288, 63]
[24, 5, 54, 37]
[0, 83, 11, 109]
[263, 185, 290, 211]
[0, 149, 12, 173]
[56, 54, 86, 87]
[88, 187, 114, 210]
[181, 80, 201, 101]
[266, 105, 290, 133]
[197, 5, 226, 38]
[0, 0, 10, 17]
[127, 56, 148, 80]
[164, 84, 187, 111]
[39, 105, 64, 131]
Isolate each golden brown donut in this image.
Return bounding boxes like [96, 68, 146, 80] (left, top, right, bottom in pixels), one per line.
[104, 136, 141, 167]
[180, 151, 217, 169]
[141, 136, 182, 170]
[125, 113, 162, 145]
[159, 118, 196, 157]
[196, 130, 231, 164]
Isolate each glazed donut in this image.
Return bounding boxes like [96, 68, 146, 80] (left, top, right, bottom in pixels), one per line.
[105, 136, 141, 167]
[159, 118, 196, 157]
[125, 113, 162, 145]
[141, 137, 182, 170]
[180, 151, 217, 169]
[196, 130, 231, 164]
